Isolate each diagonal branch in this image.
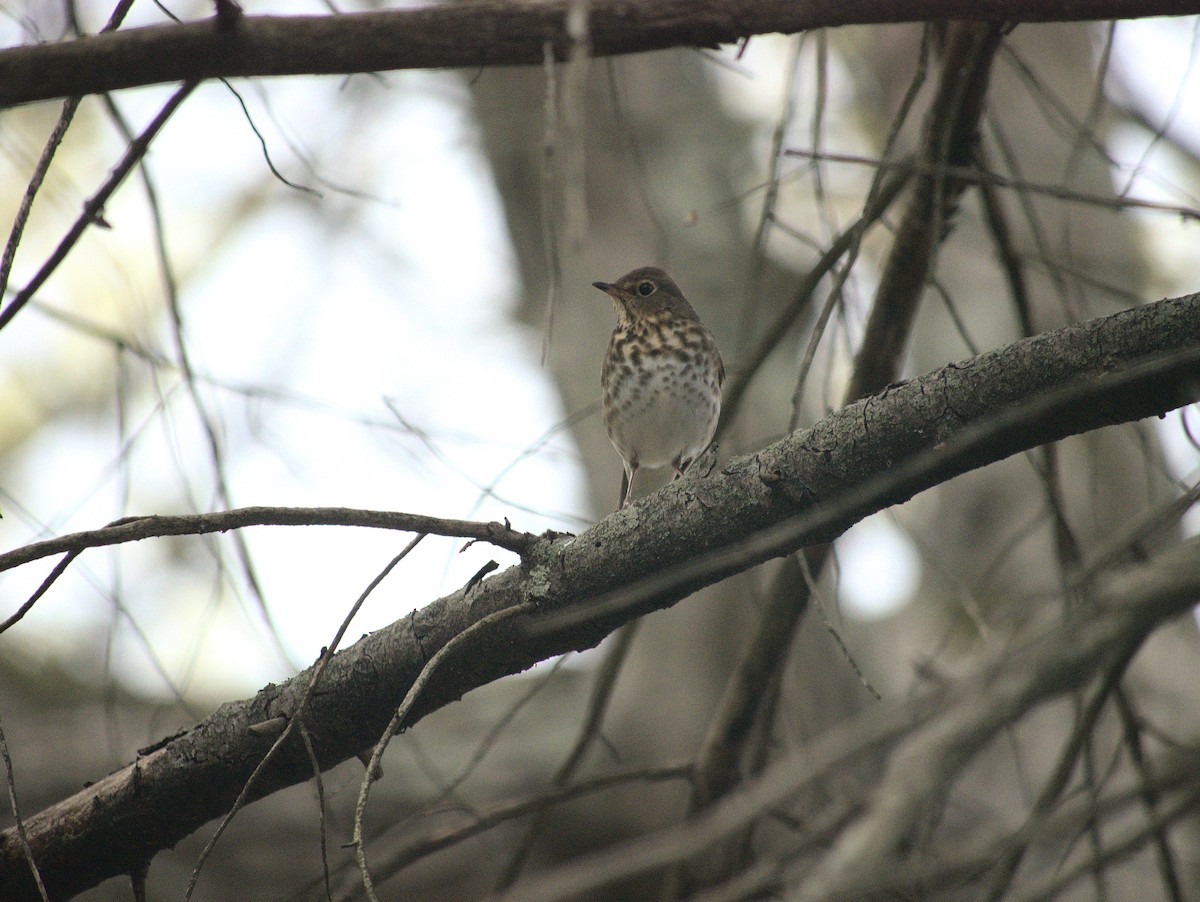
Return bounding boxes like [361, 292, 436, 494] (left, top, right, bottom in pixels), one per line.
[844, 21, 1004, 402]
[793, 547, 1199, 900]
[2, 290, 1200, 900]
[0, 0, 1193, 107]
[679, 33, 1003, 890]
[0, 82, 196, 332]
[501, 535, 1200, 902]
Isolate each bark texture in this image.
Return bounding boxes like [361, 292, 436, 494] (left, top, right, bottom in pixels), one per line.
[0, 0, 1195, 106]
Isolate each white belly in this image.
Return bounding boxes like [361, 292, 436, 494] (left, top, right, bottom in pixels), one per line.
[604, 358, 720, 471]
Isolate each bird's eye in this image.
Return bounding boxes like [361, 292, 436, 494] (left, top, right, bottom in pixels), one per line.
[637, 281, 656, 297]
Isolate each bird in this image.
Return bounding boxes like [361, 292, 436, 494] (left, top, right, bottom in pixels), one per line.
[594, 266, 724, 508]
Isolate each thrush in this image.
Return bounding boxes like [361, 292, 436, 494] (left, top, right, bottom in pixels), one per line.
[595, 267, 724, 508]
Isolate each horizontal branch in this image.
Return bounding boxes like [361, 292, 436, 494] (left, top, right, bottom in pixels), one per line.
[2, 291, 1200, 899]
[0, 0, 1193, 106]
[784, 148, 1200, 221]
[0, 506, 539, 573]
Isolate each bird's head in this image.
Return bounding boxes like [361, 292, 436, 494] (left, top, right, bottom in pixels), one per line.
[593, 267, 701, 325]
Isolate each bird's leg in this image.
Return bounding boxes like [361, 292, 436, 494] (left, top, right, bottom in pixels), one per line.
[672, 454, 690, 480]
[620, 463, 638, 509]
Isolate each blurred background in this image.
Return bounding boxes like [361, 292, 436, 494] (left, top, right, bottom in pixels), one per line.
[3, 2, 1200, 899]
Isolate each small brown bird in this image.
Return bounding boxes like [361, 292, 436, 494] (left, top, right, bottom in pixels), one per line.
[595, 267, 724, 508]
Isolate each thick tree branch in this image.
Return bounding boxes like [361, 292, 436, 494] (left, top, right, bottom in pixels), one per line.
[0, 0, 1195, 107]
[2, 291, 1200, 900]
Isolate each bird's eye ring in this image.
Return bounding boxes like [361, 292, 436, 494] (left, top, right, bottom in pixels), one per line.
[637, 281, 656, 297]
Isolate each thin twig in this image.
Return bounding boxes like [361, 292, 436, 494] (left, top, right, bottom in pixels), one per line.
[0, 505, 538, 575]
[184, 534, 427, 900]
[435, 655, 569, 800]
[1112, 686, 1186, 901]
[0, 81, 198, 332]
[0, 717, 49, 902]
[501, 537, 1200, 902]
[369, 762, 692, 882]
[0, 97, 79, 301]
[539, 41, 563, 365]
[736, 33, 805, 352]
[497, 620, 641, 889]
[717, 165, 909, 434]
[784, 147, 1200, 221]
[798, 551, 880, 700]
[0, 550, 80, 636]
[352, 602, 535, 902]
[1008, 783, 1200, 902]
[296, 719, 335, 902]
[981, 643, 1140, 901]
[0, 0, 137, 298]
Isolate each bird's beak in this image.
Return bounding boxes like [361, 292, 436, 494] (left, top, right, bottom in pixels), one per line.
[592, 281, 615, 293]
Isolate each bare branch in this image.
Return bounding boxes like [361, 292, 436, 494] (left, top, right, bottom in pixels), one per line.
[783, 148, 1200, 221]
[183, 533, 427, 900]
[501, 536, 1200, 902]
[370, 763, 693, 883]
[718, 163, 910, 432]
[0, 507, 540, 577]
[2, 290, 1200, 900]
[0, 720, 48, 902]
[352, 602, 535, 902]
[678, 30, 1004, 889]
[798, 554, 1199, 897]
[844, 21, 1003, 402]
[497, 621, 642, 890]
[0, 0, 135, 296]
[0, 82, 197, 332]
[0, 0, 1194, 107]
